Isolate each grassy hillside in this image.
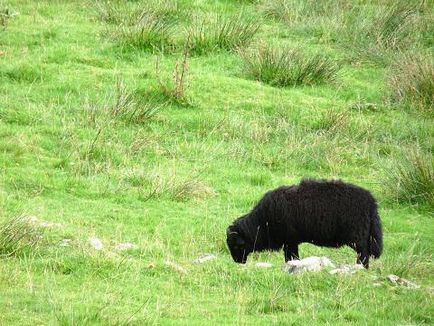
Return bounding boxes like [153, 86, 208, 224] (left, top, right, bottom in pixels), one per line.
[0, 0, 433, 324]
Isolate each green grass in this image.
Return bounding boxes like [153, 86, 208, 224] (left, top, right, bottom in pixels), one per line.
[0, 0, 433, 324]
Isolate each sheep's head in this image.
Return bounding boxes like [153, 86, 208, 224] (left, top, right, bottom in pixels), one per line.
[226, 224, 251, 264]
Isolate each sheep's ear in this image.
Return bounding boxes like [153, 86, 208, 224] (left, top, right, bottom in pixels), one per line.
[227, 225, 238, 236]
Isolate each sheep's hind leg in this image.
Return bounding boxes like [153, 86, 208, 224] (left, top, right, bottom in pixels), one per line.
[356, 246, 369, 269]
[284, 244, 299, 262]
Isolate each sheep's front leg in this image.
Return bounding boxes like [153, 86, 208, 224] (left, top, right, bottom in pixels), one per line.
[284, 244, 299, 262]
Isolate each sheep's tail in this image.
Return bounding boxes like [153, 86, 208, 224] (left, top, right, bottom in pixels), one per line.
[369, 208, 383, 258]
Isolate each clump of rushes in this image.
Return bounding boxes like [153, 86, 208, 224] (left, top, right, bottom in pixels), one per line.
[367, 3, 418, 50]
[261, 0, 293, 21]
[0, 216, 42, 257]
[240, 44, 340, 87]
[0, 7, 17, 28]
[261, 0, 350, 23]
[140, 169, 215, 202]
[142, 0, 183, 21]
[93, 0, 126, 24]
[94, 0, 182, 25]
[344, 2, 420, 62]
[111, 79, 162, 124]
[189, 14, 260, 55]
[117, 9, 176, 51]
[313, 109, 348, 135]
[144, 176, 215, 202]
[387, 53, 434, 114]
[385, 150, 434, 208]
[155, 37, 191, 104]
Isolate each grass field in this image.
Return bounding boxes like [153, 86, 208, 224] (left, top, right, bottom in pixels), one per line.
[0, 0, 433, 324]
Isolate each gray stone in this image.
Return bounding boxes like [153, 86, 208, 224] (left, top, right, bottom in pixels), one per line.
[89, 237, 104, 250]
[282, 256, 335, 274]
[387, 274, 420, 289]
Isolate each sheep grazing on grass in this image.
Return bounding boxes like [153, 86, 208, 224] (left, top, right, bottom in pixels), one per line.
[226, 179, 383, 268]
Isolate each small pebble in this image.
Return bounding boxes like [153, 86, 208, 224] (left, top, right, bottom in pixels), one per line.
[115, 242, 137, 251]
[255, 262, 273, 268]
[89, 237, 104, 250]
[59, 239, 71, 247]
[192, 253, 217, 264]
[329, 264, 364, 275]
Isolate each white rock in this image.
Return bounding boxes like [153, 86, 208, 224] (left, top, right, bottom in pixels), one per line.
[89, 237, 104, 250]
[114, 242, 137, 251]
[192, 253, 217, 264]
[282, 256, 335, 274]
[255, 262, 273, 268]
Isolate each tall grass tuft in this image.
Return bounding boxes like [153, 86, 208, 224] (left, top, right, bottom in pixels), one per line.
[343, 2, 420, 62]
[312, 109, 348, 135]
[189, 14, 260, 55]
[155, 38, 190, 104]
[111, 79, 162, 123]
[0, 216, 42, 257]
[385, 150, 434, 208]
[240, 44, 340, 87]
[368, 2, 418, 50]
[1, 7, 15, 28]
[116, 9, 176, 51]
[93, 0, 126, 24]
[142, 0, 183, 22]
[261, 0, 351, 23]
[93, 0, 182, 25]
[139, 170, 215, 202]
[387, 53, 434, 114]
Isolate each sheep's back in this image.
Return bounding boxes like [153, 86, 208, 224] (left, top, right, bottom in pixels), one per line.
[280, 180, 375, 244]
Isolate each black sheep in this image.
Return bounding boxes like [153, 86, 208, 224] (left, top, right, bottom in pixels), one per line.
[226, 179, 383, 268]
